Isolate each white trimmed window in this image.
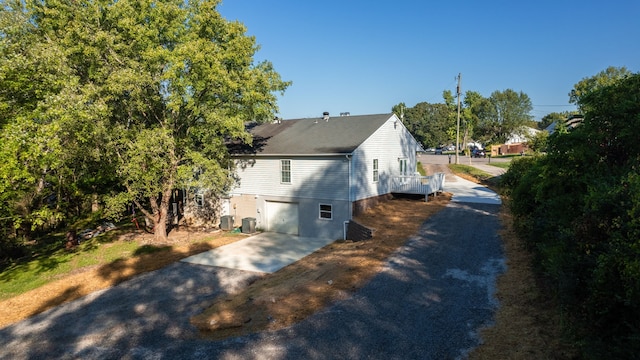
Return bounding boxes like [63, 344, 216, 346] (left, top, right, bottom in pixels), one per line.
[319, 204, 333, 219]
[399, 158, 408, 175]
[373, 159, 379, 182]
[280, 159, 291, 184]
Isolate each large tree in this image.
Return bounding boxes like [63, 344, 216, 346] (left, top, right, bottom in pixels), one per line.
[461, 90, 489, 149]
[569, 66, 631, 112]
[0, 2, 96, 241]
[399, 101, 454, 148]
[393, 92, 456, 148]
[1, 0, 289, 241]
[475, 89, 533, 144]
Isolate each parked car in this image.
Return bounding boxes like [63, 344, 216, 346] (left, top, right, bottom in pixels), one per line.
[435, 147, 443, 155]
[472, 148, 486, 158]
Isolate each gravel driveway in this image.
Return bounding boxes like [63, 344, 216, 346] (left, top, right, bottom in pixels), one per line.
[0, 200, 504, 360]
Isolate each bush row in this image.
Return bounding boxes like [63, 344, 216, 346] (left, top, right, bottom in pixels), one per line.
[502, 74, 640, 358]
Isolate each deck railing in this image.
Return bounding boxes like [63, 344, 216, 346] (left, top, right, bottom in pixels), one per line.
[390, 173, 446, 200]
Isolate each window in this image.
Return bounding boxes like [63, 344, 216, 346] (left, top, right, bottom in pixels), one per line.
[399, 158, 408, 175]
[373, 159, 379, 182]
[319, 204, 333, 219]
[281, 159, 291, 183]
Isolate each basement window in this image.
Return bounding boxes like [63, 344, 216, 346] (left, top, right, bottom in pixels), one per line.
[319, 204, 333, 220]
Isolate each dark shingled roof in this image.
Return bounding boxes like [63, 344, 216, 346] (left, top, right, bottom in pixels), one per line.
[236, 113, 394, 156]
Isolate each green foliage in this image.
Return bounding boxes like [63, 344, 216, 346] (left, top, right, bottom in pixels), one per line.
[539, 111, 577, 131]
[525, 130, 549, 154]
[0, 0, 289, 244]
[0, 233, 140, 300]
[476, 89, 533, 144]
[447, 164, 493, 182]
[395, 88, 534, 150]
[396, 101, 455, 147]
[569, 66, 631, 111]
[503, 71, 640, 358]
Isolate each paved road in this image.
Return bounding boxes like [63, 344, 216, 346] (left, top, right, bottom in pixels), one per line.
[419, 153, 509, 177]
[0, 163, 505, 359]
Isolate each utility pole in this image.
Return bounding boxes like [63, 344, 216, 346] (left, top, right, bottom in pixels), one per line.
[455, 73, 461, 165]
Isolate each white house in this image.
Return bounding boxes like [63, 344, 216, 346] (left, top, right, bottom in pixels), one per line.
[506, 126, 540, 144]
[227, 112, 425, 240]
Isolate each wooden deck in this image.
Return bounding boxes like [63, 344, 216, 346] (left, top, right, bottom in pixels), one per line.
[390, 173, 446, 200]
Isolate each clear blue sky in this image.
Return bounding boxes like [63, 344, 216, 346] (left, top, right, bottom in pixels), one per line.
[218, 0, 640, 121]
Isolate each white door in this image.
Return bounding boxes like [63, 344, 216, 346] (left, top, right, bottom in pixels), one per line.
[266, 201, 299, 235]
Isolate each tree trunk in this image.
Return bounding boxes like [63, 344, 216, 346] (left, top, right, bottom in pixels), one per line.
[91, 193, 100, 212]
[152, 186, 174, 242]
[154, 209, 168, 241]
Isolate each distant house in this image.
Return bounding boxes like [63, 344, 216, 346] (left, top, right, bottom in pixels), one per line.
[226, 112, 427, 240]
[545, 114, 584, 135]
[490, 126, 540, 156]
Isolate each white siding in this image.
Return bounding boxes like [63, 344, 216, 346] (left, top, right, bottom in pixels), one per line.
[232, 156, 350, 201]
[351, 115, 420, 201]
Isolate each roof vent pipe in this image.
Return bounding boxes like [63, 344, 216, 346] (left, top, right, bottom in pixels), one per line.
[323, 112, 330, 121]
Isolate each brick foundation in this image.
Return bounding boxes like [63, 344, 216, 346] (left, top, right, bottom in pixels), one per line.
[352, 193, 393, 216]
[346, 220, 374, 241]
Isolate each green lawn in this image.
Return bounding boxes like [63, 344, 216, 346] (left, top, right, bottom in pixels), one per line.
[0, 231, 142, 300]
[448, 163, 503, 189]
[416, 162, 427, 176]
[487, 161, 510, 169]
[448, 164, 493, 181]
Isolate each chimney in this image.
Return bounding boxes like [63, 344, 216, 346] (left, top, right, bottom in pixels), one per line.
[323, 112, 330, 121]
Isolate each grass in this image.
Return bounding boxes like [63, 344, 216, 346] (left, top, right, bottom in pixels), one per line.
[0, 229, 244, 328]
[0, 232, 142, 301]
[448, 164, 493, 181]
[487, 161, 510, 169]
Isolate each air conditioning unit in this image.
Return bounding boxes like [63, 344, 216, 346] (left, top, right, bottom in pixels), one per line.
[220, 215, 234, 230]
[242, 217, 256, 234]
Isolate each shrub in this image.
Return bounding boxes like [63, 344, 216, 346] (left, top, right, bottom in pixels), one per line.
[503, 73, 640, 358]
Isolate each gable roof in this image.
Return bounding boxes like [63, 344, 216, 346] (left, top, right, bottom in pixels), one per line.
[235, 113, 396, 156]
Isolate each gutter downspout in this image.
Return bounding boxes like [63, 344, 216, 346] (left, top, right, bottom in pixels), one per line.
[344, 154, 352, 240]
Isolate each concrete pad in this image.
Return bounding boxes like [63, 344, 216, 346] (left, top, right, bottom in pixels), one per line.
[445, 175, 502, 205]
[181, 233, 336, 273]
